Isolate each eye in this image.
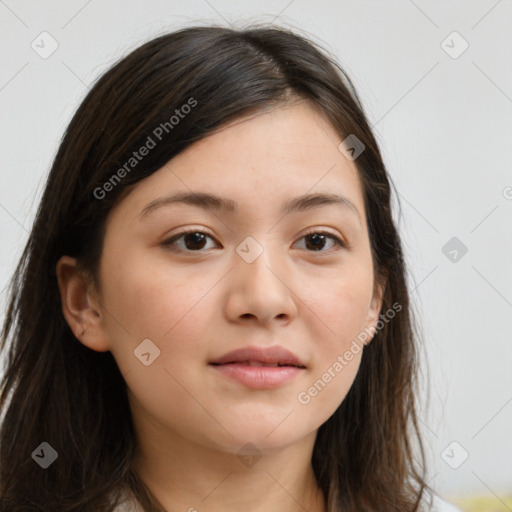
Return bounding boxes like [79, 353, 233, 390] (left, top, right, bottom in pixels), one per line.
[162, 230, 218, 252]
[294, 230, 346, 254]
[162, 229, 346, 254]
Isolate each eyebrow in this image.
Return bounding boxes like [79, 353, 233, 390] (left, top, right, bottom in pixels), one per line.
[139, 191, 361, 224]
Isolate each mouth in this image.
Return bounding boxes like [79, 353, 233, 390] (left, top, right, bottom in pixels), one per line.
[209, 362, 305, 389]
[209, 345, 306, 368]
[208, 346, 307, 389]
[210, 361, 306, 368]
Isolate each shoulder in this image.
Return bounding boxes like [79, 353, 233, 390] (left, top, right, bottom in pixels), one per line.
[109, 489, 144, 512]
[429, 492, 463, 512]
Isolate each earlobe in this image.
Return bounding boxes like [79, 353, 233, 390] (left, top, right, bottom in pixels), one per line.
[55, 255, 110, 352]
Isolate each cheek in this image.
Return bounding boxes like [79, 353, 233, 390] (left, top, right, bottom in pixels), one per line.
[296, 301, 365, 427]
[103, 251, 215, 338]
[296, 350, 362, 427]
[106, 262, 221, 440]
[295, 269, 371, 415]
[307, 269, 373, 348]
[101, 252, 220, 380]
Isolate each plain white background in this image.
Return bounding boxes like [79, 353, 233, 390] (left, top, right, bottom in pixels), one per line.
[1, 0, 511, 504]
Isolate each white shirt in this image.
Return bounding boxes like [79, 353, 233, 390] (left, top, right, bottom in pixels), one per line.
[431, 493, 463, 512]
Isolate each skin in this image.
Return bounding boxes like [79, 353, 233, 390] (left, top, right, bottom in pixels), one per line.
[57, 100, 384, 512]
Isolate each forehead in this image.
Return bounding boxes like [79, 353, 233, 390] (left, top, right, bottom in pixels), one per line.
[109, 101, 366, 225]
[189, 101, 346, 167]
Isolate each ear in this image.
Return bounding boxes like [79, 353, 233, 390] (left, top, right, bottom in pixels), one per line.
[55, 255, 110, 352]
[362, 276, 386, 346]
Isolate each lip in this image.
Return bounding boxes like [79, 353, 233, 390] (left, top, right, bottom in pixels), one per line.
[209, 345, 306, 367]
[209, 345, 307, 390]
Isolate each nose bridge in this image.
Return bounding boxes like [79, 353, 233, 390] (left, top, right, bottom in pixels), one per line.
[235, 234, 279, 290]
[229, 233, 295, 323]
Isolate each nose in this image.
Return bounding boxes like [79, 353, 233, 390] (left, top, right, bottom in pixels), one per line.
[223, 244, 298, 327]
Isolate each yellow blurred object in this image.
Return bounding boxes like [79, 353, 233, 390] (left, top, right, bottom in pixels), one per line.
[451, 494, 512, 512]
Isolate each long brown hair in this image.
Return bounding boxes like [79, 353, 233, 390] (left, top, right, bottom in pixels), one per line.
[0, 23, 434, 511]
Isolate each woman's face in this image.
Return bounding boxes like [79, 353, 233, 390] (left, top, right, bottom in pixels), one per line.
[75, 101, 383, 454]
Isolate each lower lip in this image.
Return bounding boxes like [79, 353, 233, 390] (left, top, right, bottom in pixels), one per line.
[209, 363, 304, 389]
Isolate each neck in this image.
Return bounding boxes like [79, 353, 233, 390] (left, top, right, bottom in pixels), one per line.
[130, 412, 327, 512]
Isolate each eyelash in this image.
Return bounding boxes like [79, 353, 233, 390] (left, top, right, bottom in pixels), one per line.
[162, 228, 346, 255]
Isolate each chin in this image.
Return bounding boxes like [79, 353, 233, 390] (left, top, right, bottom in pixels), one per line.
[206, 425, 308, 456]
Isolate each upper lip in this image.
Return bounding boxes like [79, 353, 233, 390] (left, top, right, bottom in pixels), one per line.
[209, 345, 306, 368]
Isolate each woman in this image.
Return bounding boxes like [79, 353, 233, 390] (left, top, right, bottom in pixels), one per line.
[0, 23, 460, 512]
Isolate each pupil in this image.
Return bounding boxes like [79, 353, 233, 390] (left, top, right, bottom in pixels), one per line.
[306, 233, 325, 251]
[185, 232, 206, 250]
